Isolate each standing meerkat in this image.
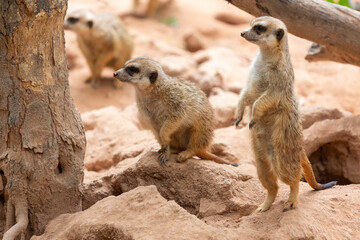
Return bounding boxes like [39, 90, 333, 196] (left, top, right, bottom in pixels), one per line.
[235, 16, 336, 212]
[114, 57, 237, 167]
[65, 9, 134, 88]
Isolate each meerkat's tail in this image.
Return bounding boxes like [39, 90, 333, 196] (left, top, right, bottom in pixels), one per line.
[196, 151, 238, 167]
[301, 150, 337, 190]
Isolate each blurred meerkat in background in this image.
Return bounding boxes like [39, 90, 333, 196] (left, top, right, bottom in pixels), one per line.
[132, 0, 174, 17]
[65, 9, 134, 88]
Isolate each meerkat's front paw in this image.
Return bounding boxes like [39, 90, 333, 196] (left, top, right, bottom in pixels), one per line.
[235, 117, 242, 128]
[283, 200, 297, 212]
[249, 119, 257, 129]
[235, 111, 243, 127]
[158, 144, 170, 166]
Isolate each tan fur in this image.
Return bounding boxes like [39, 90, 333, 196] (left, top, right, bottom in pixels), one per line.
[132, 0, 173, 17]
[114, 57, 235, 166]
[235, 16, 336, 212]
[65, 9, 134, 88]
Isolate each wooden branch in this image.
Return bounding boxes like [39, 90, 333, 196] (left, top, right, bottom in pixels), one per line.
[227, 0, 360, 66]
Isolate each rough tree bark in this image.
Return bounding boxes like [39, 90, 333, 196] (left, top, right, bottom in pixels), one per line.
[0, 1, 85, 239]
[226, 0, 360, 66]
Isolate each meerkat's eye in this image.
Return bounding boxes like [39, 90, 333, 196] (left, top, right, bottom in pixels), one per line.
[67, 17, 79, 24]
[125, 66, 140, 76]
[253, 25, 267, 35]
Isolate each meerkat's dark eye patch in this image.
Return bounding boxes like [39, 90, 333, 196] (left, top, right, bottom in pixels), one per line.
[149, 71, 158, 83]
[276, 29, 284, 41]
[67, 17, 79, 24]
[125, 66, 140, 76]
[253, 24, 267, 35]
[87, 20, 93, 28]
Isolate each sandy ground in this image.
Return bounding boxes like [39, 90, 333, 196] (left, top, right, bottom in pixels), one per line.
[65, 0, 360, 114]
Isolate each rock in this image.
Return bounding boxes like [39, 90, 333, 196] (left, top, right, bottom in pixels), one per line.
[157, 55, 196, 77]
[37, 179, 360, 240]
[209, 88, 239, 128]
[214, 12, 248, 25]
[183, 31, 206, 52]
[304, 115, 360, 184]
[191, 47, 248, 94]
[301, 106, 351, 129]
[82, 105, 157, 171]
[82, 150, 261, 215]
[32, 186, 244, 240]
[81, 123, 257, 211]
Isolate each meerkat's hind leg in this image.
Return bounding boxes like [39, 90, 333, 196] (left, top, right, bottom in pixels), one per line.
[146, 0, 158, 17]
[283, 181, 299, 212]
[177, 148, 196, 163]
[132, 0, 140, 13]
[254, 164, 278, 213]
[157, 119, 183, 166]
[253, 137, 279, 213]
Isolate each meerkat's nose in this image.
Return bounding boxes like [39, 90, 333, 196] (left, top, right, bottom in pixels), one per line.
[241, 31, 245, 37]
[113, 72, 118, 77]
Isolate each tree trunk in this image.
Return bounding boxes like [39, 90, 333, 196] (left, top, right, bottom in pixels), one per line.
[0, 1, 85, 239]
[226, 0, 360, 66]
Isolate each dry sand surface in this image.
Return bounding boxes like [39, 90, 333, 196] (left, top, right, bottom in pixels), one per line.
[34, 0, 360, 239]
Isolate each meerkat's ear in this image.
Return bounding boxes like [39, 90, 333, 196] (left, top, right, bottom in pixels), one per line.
[87, 20, 93, 28]
[149, 71, 158, 83]
[276, 29, 284, 41]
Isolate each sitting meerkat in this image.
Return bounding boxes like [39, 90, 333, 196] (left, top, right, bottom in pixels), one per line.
[64, 9, 134, 88]
[114, 57, 237, 167]
[235, 16, 336, 212]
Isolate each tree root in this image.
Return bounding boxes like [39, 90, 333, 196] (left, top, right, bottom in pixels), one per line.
[3, 194, 28, 240]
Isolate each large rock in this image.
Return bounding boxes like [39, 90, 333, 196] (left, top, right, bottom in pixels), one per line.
[36, 182, 360, 240]
[304, 115, 360, 184]
[82, 150, 261, 216]
[32, 186, 244, 240]
[82, 105, 157, 171]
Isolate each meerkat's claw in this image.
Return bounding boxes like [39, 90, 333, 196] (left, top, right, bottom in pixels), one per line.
[235, 119, 241, 127]
[158, 153, 168, 166]
[230, 163, 239, 167]
[249, 120, 256, 129]
[158, 144, 170, 166]
[283, 201, 297, 212]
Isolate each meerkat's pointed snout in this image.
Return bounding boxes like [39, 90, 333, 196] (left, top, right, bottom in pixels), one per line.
[241, 31, 245, 37]
[113, 69, 127, 82]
